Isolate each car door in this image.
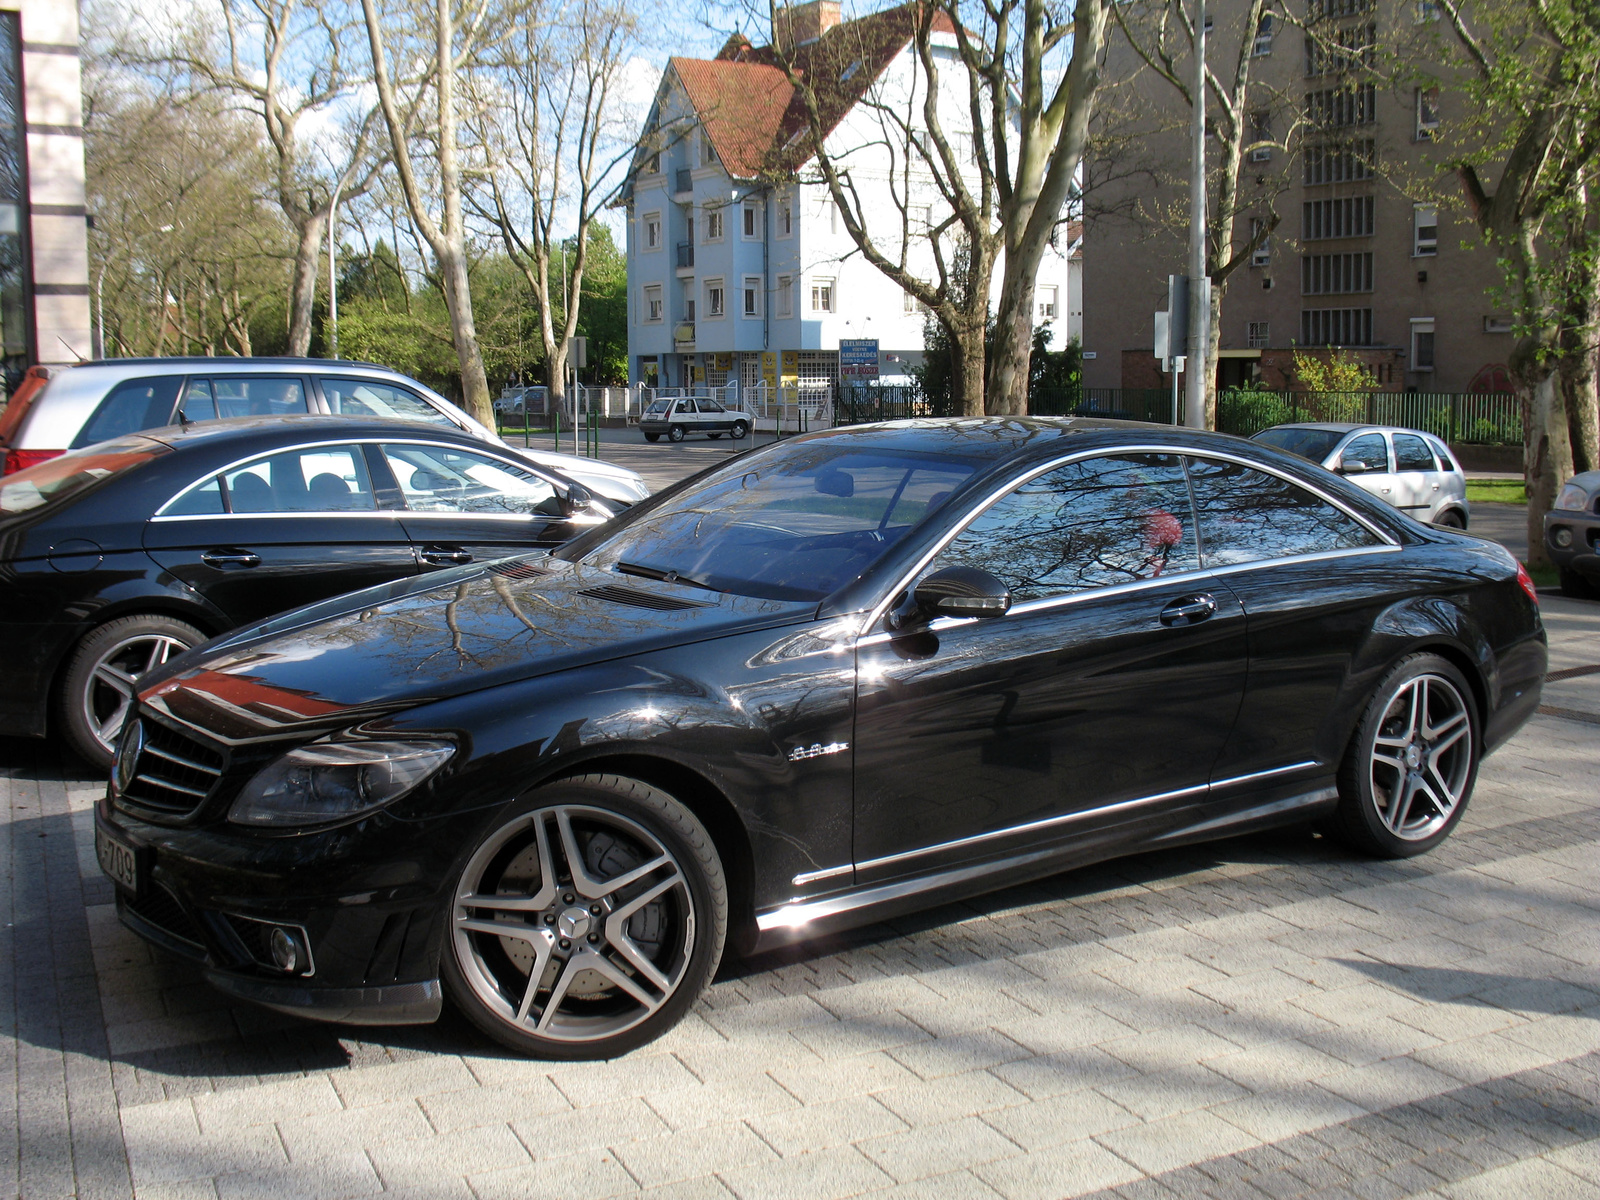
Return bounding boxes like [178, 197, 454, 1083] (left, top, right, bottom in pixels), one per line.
[1391, 432, 1440, 519]
[143, 442, 418, 626]
[1334, 431, 1398, 509]
[1184, 453, 1400, 783]
[697, 398, 730, 432]
[851, 452, 1250, 885]
[375, 441, 579, 571]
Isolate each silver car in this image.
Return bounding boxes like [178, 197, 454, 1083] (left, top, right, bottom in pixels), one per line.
[1252, 423, 1470, 528]
[0, 358, 650, 506]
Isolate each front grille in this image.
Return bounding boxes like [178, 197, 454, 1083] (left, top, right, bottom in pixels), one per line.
[489, 558, 547, 580]
[124, 883, 206, 950]
[118, 718, 225, 818]
[579, 584, 708, 611]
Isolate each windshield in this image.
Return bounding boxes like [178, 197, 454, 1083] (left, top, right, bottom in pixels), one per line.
[644, 399, 671, 415]
[0, 439, 166, 515]
[1252, 427, 1346, 463]
[574, 439, 984, 601]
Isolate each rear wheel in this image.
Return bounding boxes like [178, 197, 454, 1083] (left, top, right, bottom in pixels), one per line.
[442, 774, 726, 1059]
[730, 421, 749, 440]
[59, 614, 204, 768]
[1329, 654, 1478, 858]
[667, 425, 686, 443]
[1559, 566, 1598, 598]
[1433, 509, 1465, 529]
[643, 432, 660, 443]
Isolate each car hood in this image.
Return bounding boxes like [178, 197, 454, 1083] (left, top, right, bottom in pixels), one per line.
[138, 557, 816, 742]
[510, 448, 651, 501]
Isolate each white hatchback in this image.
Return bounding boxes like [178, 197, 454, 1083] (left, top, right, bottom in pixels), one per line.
[1251, 423, 1471, 527]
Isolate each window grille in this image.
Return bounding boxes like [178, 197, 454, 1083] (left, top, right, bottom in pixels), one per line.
[1302, 196, 1375, 239]
[1302, 252, 1374, 294]
[1300, 308, 1373, 345]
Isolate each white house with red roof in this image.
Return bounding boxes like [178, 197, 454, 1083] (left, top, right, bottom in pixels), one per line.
[622, 0, 1076, 399]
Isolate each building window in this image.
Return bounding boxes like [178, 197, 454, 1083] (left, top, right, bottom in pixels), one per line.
[1413, 205, 1438, 256]
[1302, 139, 1375, 185]
[643, 211, 662, 250]
[1304, 83, 1376, 129]
[776, 275, 793, 317]
[1483, 315, 1513, 334]
[705, 279, 725, 318]
[1414, 88, 1440, 141]
[1302, 196, 1374, 239]
[1301, 252, 1373, 294]
[1248, 322, 1271, 348]
[811, 278, 835, 313]
[1037, 286, 1059, 321]
[0, 12, 31, 381]
[1300, 308, 1373, 345]
[1410, 319, 1435, 370]
[742, 201, 760, 239]
[644, 285, 663, 323]
[1247, 111, 1273, 162]
[644, 148, 661, 174]
[1304, 23, 1376, 77]
[742, 276, 762, 317]
[777, 196, 793, 238]
[1250, 218, 1273, 267]
[700, 130, 718, 166]
[1414, 0, 1441, 22]
[681, 280, 695, 321]
[704, 206, 724, 242]
[1252, 7, 1274, 55]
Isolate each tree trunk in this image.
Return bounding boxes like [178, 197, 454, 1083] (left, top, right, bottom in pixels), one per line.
[441, 251, 495, 428]
[286, 213, 324, 356]
[546, 346, 570, 422]
[988, 272, 1036, 416]
[1203, 280, 1225, 428]
[1522, 366, 1572, 572]
[949, 319, 986, 416]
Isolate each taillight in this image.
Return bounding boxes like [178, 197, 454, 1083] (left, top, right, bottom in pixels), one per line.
[2, 448, 65, 475]
[1515, 562, 1539, 604]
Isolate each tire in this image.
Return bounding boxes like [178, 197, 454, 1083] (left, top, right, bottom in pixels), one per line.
[1558, 567, 1598, 599]
[441, 773, 727, 1060]
[730, 421, 749, 440]
[643, 433, 660, 443]
[58, 614, 204, 768]
[1433, 509, 1465, 529]
[667, 425, 686, 443]
[1328, 653, 1479, 858]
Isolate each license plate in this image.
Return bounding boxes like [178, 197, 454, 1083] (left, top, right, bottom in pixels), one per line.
[96, 825, 140, 894]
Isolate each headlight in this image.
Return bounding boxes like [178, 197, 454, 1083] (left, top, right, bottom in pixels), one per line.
[228, 739, 455, 827]
[1551, 526, 1574, 549]
[1554, 483, 1589, 511]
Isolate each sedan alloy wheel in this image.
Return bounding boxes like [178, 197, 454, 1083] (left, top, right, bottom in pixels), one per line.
[60, 614, 203, 766]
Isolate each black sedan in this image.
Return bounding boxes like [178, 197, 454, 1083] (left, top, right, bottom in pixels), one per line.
[0, 415, 609, 766]
[95, 419, 1547, 1060]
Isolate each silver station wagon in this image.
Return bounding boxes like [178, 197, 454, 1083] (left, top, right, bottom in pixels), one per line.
[1252, 423, 1470, 528]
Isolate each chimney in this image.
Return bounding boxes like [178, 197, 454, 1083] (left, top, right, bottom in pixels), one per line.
[773, 0, 841, 54]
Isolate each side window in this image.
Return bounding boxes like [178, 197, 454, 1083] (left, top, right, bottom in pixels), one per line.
[1393, 433, 1435, 471]
[322, 378, 454, 426]
[222, 446, 376, 513]
[1340, 433, 1389, 473]
[934, 454, 1199, 604]
[179, 379, 218, 422]
[1426, 436, 1459, 473]
[163, 476, 225, 516]
[699, 399, 724, 413]
[72, 376, 184, 447]
[1187, 457, 1381, 566]
[380, 444, 563, 517]
[210, 376, 310, 419]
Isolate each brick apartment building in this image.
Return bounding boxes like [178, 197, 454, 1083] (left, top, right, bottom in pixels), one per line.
[1081, 0, 1513, 397]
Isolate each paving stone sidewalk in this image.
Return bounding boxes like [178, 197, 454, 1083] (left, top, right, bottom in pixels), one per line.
[4, 598, 1597, 1200]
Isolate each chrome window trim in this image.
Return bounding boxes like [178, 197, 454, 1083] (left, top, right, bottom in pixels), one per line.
[859, 443, 1399, 635]
[154, 437, 565, 519]
[761, 760, 1323, 929]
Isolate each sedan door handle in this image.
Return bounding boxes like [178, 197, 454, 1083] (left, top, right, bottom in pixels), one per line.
[201, 549, 260, 568]
[421, 545, 473, 566]
[1159, 594, 1217, 627]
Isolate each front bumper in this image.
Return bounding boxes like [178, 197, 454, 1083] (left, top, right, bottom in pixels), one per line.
[1544, 510, 1600, 581]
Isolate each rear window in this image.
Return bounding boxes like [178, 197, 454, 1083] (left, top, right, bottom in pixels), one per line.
[1251, 427, 1346, 463]
[0, 439, 167, 514]
[71, 376, 184, 448]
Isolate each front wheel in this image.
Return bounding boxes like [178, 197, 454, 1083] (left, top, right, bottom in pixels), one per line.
[58, 614, 204, 767]
[1329, 654, 1479, 858]
[643, 432, 660, 443]
[442, 774, 726, 1059]
[666, 425, 686, 443]
[730, 421, 749, 440]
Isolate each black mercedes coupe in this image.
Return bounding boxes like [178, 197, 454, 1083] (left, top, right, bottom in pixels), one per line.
[95, 419, 1547, 1059]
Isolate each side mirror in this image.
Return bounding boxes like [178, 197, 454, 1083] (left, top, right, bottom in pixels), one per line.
[891, 566, 1011, 629]
[1337, 459, 1374, 475]
[563, 484, 596, 513]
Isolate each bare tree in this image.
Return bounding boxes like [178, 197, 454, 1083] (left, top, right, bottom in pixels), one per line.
[361, 0, 509, 425]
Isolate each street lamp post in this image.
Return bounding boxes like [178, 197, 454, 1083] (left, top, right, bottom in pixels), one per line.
[327, 179, 342, 359]
[1185, 0, 1211, 430]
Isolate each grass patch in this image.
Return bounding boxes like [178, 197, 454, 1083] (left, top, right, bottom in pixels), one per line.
[1523, 561, 1560, 589]
[1467, 479, 1527, 504]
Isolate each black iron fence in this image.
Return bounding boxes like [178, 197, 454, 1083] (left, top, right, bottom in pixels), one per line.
[832, 383, 1522, 446]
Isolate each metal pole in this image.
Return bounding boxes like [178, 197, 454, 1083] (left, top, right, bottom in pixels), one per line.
[328, 179, 343, 359]
[1185, 0, 1209, 430]
[95, 260, 106, 359]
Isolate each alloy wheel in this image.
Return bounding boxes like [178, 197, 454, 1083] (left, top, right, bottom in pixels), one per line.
[1367, 673, 1473, 841]
[82, 633, 192, 756]
[450, 803, 697, 1044]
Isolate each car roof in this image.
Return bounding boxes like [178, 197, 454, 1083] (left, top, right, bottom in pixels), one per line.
[137, 413, 503, 450]
[1260, 423, 1447, 439]
[59, 356, 399, 374]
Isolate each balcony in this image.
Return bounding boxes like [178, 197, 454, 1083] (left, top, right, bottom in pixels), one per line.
[676, 242, 695, 272]
[674, 322, 695, 348]
[675, 169, 693, 197]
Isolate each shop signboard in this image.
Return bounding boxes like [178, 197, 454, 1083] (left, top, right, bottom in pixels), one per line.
[839, 338, 880, 378]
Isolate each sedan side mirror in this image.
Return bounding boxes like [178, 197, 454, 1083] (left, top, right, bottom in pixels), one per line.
[891, 566, 1012, 629]
[1337, 459, 1375, 475]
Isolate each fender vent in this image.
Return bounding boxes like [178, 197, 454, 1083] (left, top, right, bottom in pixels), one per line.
[578, 585, 709, 611]
[488, 559, 548, 580]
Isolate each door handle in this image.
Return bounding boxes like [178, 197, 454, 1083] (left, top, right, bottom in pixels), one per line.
[1159, 594, 1217, 627]
[201, 549, 260, 568]
[421, 545, 473, 565]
